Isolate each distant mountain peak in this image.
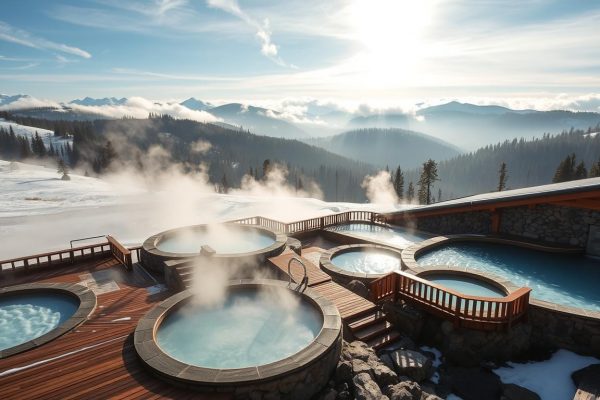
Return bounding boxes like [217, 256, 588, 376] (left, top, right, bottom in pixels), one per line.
[180, 97, 213, 111]
[69, 97, 127, 106]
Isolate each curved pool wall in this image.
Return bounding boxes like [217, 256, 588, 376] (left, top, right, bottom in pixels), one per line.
[320, 244, 404, 285]
[416, 268, 510, 298]
[0, 283, 96, 358]
[134, 280, 342, 398]
[403, 235, 600, 357]
[140, 223, 288, 274]
[325, 222, 431, 249]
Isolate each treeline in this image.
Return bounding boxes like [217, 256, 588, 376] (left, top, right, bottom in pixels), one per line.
[0, 126, 73, 162]
[0, 113, 376, 201]
[399, 127, 600, 200]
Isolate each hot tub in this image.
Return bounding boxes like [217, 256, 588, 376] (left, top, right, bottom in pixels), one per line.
[326, 222, 431, 249]
[0, 283, 96, 358]
[320, 244, 403, 284]
[140, 223, 287, 273]
[134, 280, 342, 398]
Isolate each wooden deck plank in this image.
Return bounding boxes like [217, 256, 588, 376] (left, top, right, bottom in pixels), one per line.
[0, 257, 232, 400]
[267, 250, 332, 287]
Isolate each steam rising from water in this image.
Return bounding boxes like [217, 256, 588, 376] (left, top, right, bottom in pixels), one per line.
[361, 170, 398, 206]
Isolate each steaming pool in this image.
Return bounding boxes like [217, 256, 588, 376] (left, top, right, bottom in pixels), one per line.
[320, 244, 403, 283]
[157, 289, 322, 369]
[417, 242, 600, 311]
[0, 283, 96, 357]
[326, 223, 430, 249]
[135, 280, 342, 395]
[141, 223, 288, 273]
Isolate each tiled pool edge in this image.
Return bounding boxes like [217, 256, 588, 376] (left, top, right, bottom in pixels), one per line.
[0, 282, 97, 359]
[319, 244, 404, 285]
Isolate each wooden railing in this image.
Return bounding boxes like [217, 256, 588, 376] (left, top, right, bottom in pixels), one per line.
[230, 211, 385, 235]
[107, 235, 133, 271]
[0, 242, 112, 272]
[1, 236, 137, 273]
[370, 272, 531, 330]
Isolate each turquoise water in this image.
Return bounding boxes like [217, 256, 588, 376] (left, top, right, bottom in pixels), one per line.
[417, 242, 600, 311]
[0, 293, 79, 351]
[157, 227, 275, 254]
[425, 274, 505, 298]
[327, 223, 430, 249]
[156, 289, 323, 369]
[331, 250, 401, 274]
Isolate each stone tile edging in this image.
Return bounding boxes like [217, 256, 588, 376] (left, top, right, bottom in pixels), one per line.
[134, 279, 342, 394]
[0, 282, 97, 359]
[402, 234, 600, 322]
[320, 244, 404, 284]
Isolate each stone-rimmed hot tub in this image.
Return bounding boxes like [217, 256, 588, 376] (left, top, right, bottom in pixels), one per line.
[320, 244, 403, 285]
[134, 279, 342, 399]
[0, 282, 96, 358]
[140, 223, 287, 273]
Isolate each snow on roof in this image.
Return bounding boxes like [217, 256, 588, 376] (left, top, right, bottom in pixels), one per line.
[388, 177, 600, 215]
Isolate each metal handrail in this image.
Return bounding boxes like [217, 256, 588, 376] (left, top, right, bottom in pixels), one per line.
[287, 257, 308, 292]
[70, 235, 106, 248]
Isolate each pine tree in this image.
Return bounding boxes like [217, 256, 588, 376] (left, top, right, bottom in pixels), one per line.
[262, 159, 271, 180]
[553, 153, 576, 183]
[393, 166, 404, 200]
[498, 162, 508, 191]
[574, 161, 587, 179]
[406, 181, 415, 202]
[417, 159, 439, 205]
[438, 188, 442, 202]
[57, 158, 70, 180]
[221, 173, 229, 193]
[590, 159, 600, 178]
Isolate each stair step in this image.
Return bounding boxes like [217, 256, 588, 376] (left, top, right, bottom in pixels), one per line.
[347, 310, 387, 330]
[353, 320, 393, 342]
[366, 330, 402, 350]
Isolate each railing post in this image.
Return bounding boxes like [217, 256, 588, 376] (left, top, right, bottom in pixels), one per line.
[455, 297, 462, 327]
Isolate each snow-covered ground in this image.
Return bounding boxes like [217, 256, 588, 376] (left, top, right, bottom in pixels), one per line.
[0, 118, 73, 150]
[495, 349, 599, 400]
[0, 159, 405, 259]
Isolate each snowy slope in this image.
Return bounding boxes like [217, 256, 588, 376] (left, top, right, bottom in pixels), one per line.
[0, 159, 407, 259]
[0, 118, 73, 150]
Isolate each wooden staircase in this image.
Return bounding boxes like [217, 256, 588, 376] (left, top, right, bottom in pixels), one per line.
[268, 248, 403, 351]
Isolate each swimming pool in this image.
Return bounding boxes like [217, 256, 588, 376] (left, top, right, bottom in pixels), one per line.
[0, 293, 79, 352]
[417, 242, 600, 311]
[327, 223, 430, 249]
[423, 273, 506, 298]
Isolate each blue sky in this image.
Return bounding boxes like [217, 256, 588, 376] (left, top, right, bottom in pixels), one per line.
[1, 0, 600, 111]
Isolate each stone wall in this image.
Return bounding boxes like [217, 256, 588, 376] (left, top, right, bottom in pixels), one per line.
[412, 211, 491, 235]
[500, 204, 600, 247]
[528, 304, 600, 357]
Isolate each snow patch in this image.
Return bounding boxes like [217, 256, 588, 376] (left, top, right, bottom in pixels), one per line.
[0, 118, 73, 150]
[494, 349, 599, 400]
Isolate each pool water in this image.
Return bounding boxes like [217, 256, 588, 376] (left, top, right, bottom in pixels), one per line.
[0, 293, 79, 351]
[425, 274, 505, 298]
[331, 250, 401, 274]
[417, 242, 600, 311]
[156, 227, 275, 254]
[327, 223, 430, 249]
[156, 289, 323, 369]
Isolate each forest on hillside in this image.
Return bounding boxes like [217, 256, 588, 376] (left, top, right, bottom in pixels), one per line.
[400, 127, 600, 200]
[0, 112, 375, 202]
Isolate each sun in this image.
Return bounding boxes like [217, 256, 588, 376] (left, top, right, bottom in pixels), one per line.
[347, 0, 434, 86]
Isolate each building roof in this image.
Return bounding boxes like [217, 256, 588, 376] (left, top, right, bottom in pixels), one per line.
[384, 177, 600, 217]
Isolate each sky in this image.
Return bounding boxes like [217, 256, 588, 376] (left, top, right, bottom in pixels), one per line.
[1, 0, 600, 111]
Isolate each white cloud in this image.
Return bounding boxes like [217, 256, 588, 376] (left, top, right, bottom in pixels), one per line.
[206, 0, 288, 67]
[0, 21, 91, 59]
[0, 96, 61, 110]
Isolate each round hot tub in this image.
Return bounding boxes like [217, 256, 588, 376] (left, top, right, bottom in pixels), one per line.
[320, 244, 403, 284]
[417, 270, 509, 298]
[134, 280, 342, 398]
[141, 223, 287, 273]
[0, 283, 96, 358]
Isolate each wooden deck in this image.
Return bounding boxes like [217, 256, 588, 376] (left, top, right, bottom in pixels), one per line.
[0, 257, 230, 400]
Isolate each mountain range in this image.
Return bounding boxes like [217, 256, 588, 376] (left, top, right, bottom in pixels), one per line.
[2, 95, 600, 150]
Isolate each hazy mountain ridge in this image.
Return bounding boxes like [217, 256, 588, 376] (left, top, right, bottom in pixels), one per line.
[307, 128, 461, 169]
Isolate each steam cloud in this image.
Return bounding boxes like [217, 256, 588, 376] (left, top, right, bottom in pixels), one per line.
[361, 170, 398, 206]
